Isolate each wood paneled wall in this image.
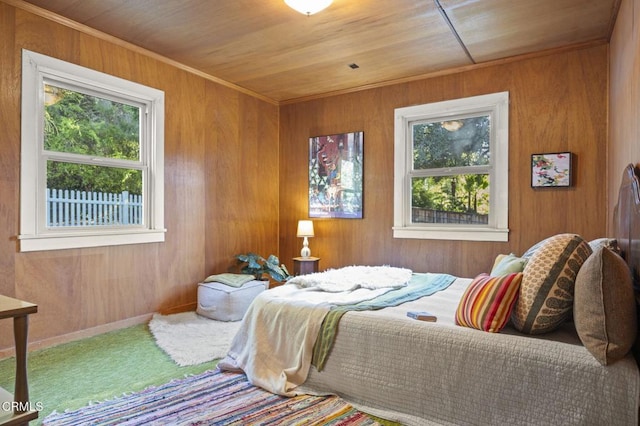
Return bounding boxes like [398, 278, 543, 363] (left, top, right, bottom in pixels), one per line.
[279, 44, 609, 278]
[0, 4, 279, 350]
[609, 0, 640, 232]
[204, 82, 280, 274]
[0, 1, 618, 352]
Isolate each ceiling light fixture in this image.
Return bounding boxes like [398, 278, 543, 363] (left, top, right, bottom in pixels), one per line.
[442, 120, 463, 131]
[285, 0, 333, 16]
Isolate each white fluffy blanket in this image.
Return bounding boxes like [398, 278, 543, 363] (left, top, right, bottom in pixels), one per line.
[287, 265, 412, 292]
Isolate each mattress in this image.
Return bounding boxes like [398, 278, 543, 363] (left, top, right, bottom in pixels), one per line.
[297, 278, 640, 425]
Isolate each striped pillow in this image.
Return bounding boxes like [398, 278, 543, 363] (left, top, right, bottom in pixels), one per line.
[456, 273, 523, 332]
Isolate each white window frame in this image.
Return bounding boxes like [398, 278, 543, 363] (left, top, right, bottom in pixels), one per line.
[19, 49, 165, 252]
[393, 92, 509, 242]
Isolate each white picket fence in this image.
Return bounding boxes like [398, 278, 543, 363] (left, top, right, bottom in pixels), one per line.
[47, 189, 142, 227]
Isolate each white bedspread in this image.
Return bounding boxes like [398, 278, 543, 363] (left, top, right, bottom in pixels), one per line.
[218, 282, 397, 394]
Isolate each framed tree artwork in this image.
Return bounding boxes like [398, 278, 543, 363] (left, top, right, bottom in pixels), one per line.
[308, 131, 363, 218]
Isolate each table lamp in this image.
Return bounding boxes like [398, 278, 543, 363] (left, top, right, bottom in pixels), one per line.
[296, 220, 314, 258]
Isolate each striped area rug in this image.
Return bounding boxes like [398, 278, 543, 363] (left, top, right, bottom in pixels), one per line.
[43, 369, 380, 425]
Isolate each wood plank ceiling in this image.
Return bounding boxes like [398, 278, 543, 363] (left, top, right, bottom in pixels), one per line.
[15, 0, 619, 103]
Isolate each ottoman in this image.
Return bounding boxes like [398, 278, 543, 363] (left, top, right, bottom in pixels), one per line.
[196, 280, 268, 321]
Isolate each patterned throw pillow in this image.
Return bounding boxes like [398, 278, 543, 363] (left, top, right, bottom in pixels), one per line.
[511, 233, 592, 334]
[456, 273, 523, 333]
[521, 236, 552, 259]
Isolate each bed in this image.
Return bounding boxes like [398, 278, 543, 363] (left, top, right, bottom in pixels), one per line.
[219, 165, 640, 425]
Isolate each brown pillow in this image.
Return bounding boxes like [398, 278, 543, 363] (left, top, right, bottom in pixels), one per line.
[512, 233, 592, 334]
[574, 246, 637, 365]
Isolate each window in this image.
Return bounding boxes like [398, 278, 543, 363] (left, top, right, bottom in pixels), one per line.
[20, 50, 165, 251]
[393, 92, 509, 241]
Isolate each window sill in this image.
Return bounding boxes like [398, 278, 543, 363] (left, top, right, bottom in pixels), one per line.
[392, 226, 509, 242]
[18, 229, 166, 252]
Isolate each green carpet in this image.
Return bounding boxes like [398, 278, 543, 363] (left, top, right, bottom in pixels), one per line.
[0, 322, 399, 426]
[0, 323, 218, 425]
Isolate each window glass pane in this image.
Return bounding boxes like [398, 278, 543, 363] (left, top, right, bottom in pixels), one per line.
[411, 174, 489, 224]
[412, 115, 490, 170]
[46, 160, 143, 227]
[44, 84, 140, 161]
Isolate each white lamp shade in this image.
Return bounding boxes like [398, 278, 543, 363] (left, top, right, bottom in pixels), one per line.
[296, 220, 315, 237]
[285, 0, 333, 15]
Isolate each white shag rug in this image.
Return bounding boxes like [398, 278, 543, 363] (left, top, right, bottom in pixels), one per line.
[148, 311, 242, 366]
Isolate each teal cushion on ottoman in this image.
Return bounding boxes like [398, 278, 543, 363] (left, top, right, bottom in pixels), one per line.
[197, 280, 268, 321]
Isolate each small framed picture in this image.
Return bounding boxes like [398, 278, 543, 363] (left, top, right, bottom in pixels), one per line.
[531, 152, 572, 188]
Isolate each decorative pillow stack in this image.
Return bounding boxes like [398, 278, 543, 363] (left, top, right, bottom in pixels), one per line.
[456, 272, 523, 333]
[574, 246, 637, 365]
[511, 233, 592, 334]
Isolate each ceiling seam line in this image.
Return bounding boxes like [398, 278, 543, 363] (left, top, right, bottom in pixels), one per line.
[433, 0, 476, 64]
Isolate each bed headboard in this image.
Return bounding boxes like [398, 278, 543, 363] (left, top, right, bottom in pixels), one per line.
[613, 164, 640, 356]
[613, 164, 640, 292]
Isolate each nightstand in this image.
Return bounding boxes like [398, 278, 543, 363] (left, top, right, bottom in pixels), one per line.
[293, 257, 320, 276]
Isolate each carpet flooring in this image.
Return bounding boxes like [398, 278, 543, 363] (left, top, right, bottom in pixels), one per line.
[0, 320, 398, 426]
[43, 369, 380, 425]
[0, 323, 218, 425]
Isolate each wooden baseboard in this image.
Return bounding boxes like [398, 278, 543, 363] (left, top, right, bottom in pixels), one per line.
[159, 302, 197, 315]
[0, 303, 198, 359]
[0, 313, 153, 359]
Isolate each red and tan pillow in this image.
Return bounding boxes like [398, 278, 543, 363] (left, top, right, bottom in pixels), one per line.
[456, 273, 523, 333]
[511, 233, 592, 334]
[574, 246, 637, 365]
